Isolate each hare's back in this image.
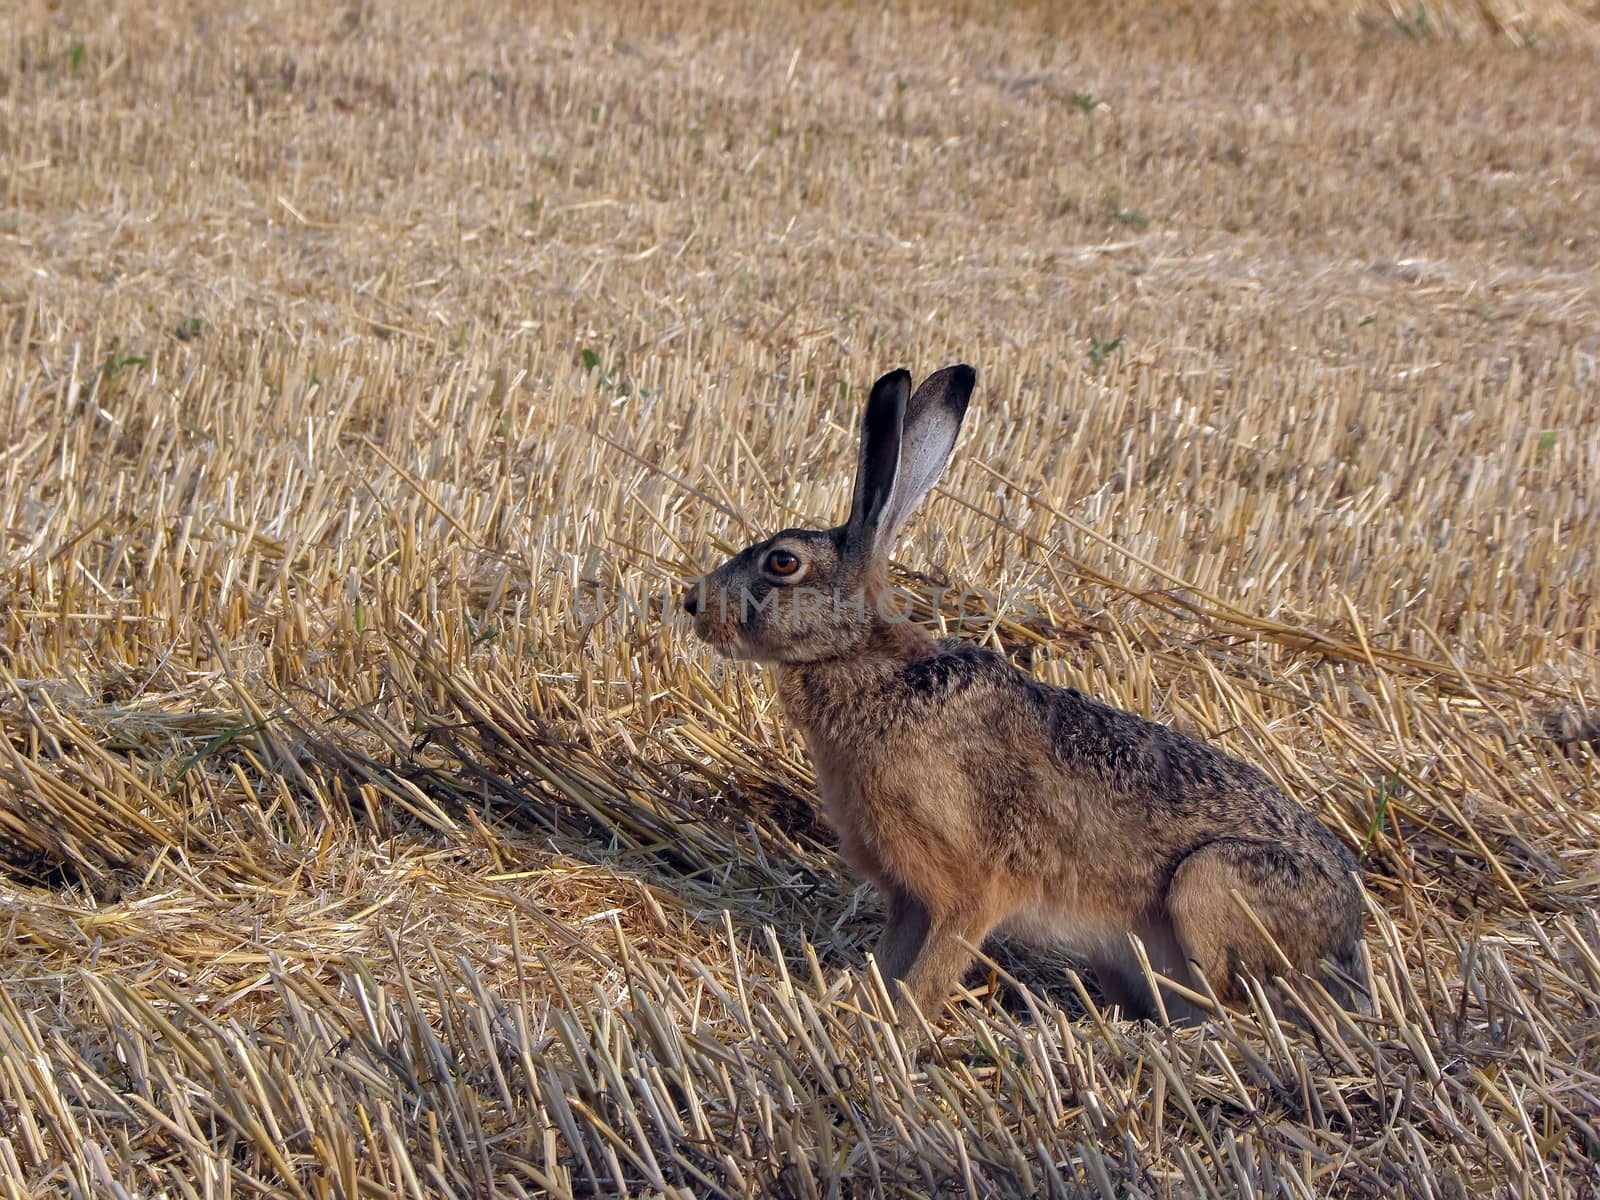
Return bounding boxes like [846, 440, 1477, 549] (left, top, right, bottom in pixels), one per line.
[891, 638, 1328, 845]
[1044, 683, 1326, 840]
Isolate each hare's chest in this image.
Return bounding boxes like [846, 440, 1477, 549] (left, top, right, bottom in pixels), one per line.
[777, 666, 969, 883]
[808, 746, 890, 882]
[806, 728, 977, 890]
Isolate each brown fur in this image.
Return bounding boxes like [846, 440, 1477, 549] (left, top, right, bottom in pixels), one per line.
[684, 366, 1368, 1023]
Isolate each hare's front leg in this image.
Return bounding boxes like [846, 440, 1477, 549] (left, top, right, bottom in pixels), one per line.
[872, 885, 930, 983]
[895, 900, 996, 1020]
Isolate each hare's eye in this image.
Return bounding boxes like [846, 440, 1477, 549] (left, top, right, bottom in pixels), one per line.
[765, 549, 801, 576]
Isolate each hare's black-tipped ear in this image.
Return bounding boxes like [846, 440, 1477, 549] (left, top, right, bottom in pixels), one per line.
[846, 368, 910, 553]
[872, 363, 975, 552]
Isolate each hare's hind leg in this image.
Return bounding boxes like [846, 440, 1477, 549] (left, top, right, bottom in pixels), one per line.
[1090, 958, 1160, 1022]
[1166, 838, 1352, 1011]
[1092, 926, 1210, 1024]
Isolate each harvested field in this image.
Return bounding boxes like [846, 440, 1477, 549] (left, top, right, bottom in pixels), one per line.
[2, 0, 1599, 1195]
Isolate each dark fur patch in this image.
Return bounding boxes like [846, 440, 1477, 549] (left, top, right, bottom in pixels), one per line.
[898, 640, 1001, 700]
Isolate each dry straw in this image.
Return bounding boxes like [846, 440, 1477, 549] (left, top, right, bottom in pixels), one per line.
[2, 0, 1598, 1196]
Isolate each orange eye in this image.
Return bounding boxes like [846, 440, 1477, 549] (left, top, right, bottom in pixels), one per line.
[765, 549, 800, 576]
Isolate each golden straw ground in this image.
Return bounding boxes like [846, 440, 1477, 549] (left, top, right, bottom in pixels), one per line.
[1, 0, 1598, 1195]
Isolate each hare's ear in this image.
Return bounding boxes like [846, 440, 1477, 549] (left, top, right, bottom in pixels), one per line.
[873, 363, 975, 552]
[845, 368, 910, 555]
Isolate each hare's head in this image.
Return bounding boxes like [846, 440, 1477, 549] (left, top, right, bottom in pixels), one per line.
[683, 365, 975, 664]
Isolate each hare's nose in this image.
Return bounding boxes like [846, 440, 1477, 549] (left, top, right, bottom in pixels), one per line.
[682, 583, 700, 616]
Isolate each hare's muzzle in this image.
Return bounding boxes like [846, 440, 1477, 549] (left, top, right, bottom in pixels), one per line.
[681, 579, 734, 652]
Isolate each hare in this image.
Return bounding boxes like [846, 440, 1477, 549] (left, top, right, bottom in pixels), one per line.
[682, 365, 1368, 1023]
